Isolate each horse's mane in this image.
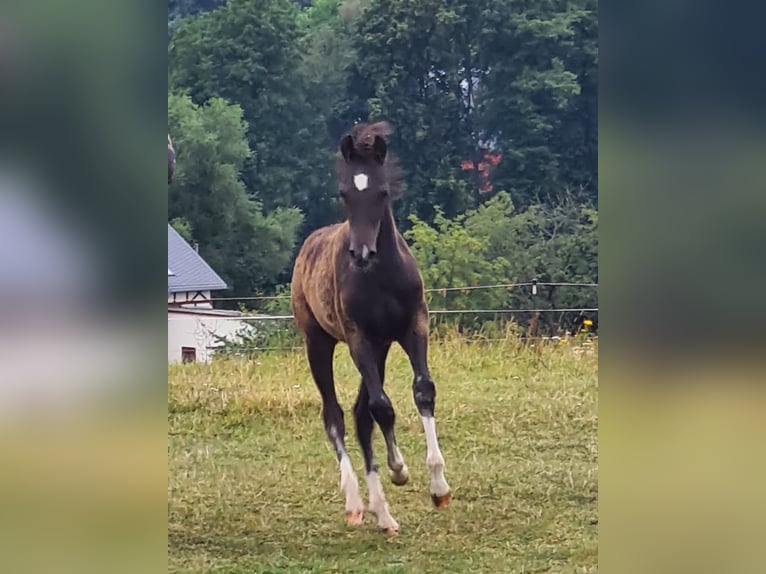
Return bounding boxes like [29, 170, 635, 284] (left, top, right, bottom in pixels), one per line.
[335, 121, 405, 200]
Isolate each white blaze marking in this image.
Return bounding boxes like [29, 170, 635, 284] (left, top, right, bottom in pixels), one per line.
[421, 416, 450, 497]
[353, 173, 368, 191]
[361, 245, 370, 259]
[366, 471, 398, 531]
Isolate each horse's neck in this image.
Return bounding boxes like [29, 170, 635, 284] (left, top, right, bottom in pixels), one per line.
[377, 206, 401, 257]
[373, 207, 421, 294]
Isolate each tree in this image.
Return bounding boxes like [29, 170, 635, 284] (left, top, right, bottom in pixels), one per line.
[476, 0, 597, 207]
[168, 0, 337, 232]
[297, 0, 370, 142]
[168, 92, 303, 300]
[344, 0, 480, 223]
[343, 0, 597, 220]
[165, 0, 598, 314]
[168, 0, 226, 38]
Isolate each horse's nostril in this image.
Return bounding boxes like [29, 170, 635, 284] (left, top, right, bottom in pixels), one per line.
[349, 246, 374, 266]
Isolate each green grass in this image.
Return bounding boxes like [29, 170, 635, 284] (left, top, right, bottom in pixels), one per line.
[168, 336, 598, 573]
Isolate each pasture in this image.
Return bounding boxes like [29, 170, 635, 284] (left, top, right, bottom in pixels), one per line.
[168, 335, 598, 573]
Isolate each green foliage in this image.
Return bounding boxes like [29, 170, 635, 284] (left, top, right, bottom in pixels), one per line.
[211, 317, 301, 357]
[167, 0, 226, 38]
[169, 0, 337, 232]
[168, 0, 225, 21]
[213, 285, 301, 357]
[166, 0, 598, 319]
[297, 0, 368, 142]
[261, 284, 295, 316]
[405, 191, 597, 334]
[482, 0, 598, 207]
[344, 0, 597, 214]
[169, 216, 194, 243]
[296, 0, 341, 30]
[405, 208, 510, 311]
[168, 92, 303, 299]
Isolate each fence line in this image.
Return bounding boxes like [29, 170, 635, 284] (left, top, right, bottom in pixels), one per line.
[189, 281, 598, 305]
[212, 336, 598, 354]
[168, 307, 599, 321]
[428, 308, 599, 315]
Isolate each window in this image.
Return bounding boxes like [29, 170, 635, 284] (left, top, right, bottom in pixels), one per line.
[181, 346, 196, 364]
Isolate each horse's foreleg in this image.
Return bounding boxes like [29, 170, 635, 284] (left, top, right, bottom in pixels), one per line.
[399, 321, 451, 508]
[306, 330, 364, 526]
[371, 343, 409, 486]
[348, 337, 399, 534]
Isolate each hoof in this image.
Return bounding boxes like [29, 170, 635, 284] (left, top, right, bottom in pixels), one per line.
[345, 509, 364, 526]
[389, 465, 409, 486]
[431, 492, 452, 508]
[381, 525, 400, 536]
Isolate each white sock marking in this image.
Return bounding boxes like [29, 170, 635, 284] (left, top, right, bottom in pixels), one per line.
[421, 416, 450, 497]
[366, 471, 399, 531]
[391, 444, 405, 468]
[339, 454, 364, 513]
[353, 173, 368, 191]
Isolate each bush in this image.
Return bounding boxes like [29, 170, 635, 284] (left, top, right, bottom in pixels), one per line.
[406, 190, 597, 336]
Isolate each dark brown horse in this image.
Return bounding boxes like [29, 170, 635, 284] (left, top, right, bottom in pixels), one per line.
[291, 121, 451, 534]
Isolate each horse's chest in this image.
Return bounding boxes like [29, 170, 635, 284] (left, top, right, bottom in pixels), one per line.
[346, 289, 412, 340]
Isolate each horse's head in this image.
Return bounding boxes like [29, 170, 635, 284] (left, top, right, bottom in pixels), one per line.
[336, 121, 401, 268]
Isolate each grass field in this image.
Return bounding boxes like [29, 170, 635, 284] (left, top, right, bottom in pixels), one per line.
[168, 336, 598, 573]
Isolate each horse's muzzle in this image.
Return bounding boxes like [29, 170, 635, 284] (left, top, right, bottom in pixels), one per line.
[349, 245, 376, 268]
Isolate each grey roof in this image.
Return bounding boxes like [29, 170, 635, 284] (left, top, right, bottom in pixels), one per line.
[167, 225, 227, 293]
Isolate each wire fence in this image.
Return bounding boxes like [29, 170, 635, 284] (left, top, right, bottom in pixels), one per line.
[171, 281, 599, 308]
[169, 281, 598, 356]
[205, 335, 599, 355]
[168, 308, 599, 321]
[169, 282, 598, 319]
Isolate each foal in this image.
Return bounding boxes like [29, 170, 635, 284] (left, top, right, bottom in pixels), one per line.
[291, 122, 451, 533]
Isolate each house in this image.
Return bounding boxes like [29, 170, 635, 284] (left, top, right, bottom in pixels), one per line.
[167, 224, 244, 363]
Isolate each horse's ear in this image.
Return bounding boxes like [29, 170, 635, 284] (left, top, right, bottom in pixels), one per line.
[340, 134, 355, 163]
[372, 135, 387, 164]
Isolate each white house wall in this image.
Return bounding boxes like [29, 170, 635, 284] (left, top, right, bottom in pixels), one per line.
[167, 311, 245, 364]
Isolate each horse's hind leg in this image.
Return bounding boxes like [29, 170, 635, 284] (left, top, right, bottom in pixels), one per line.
[399, 322, 451, 508]
[305, 327, 364, 526]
